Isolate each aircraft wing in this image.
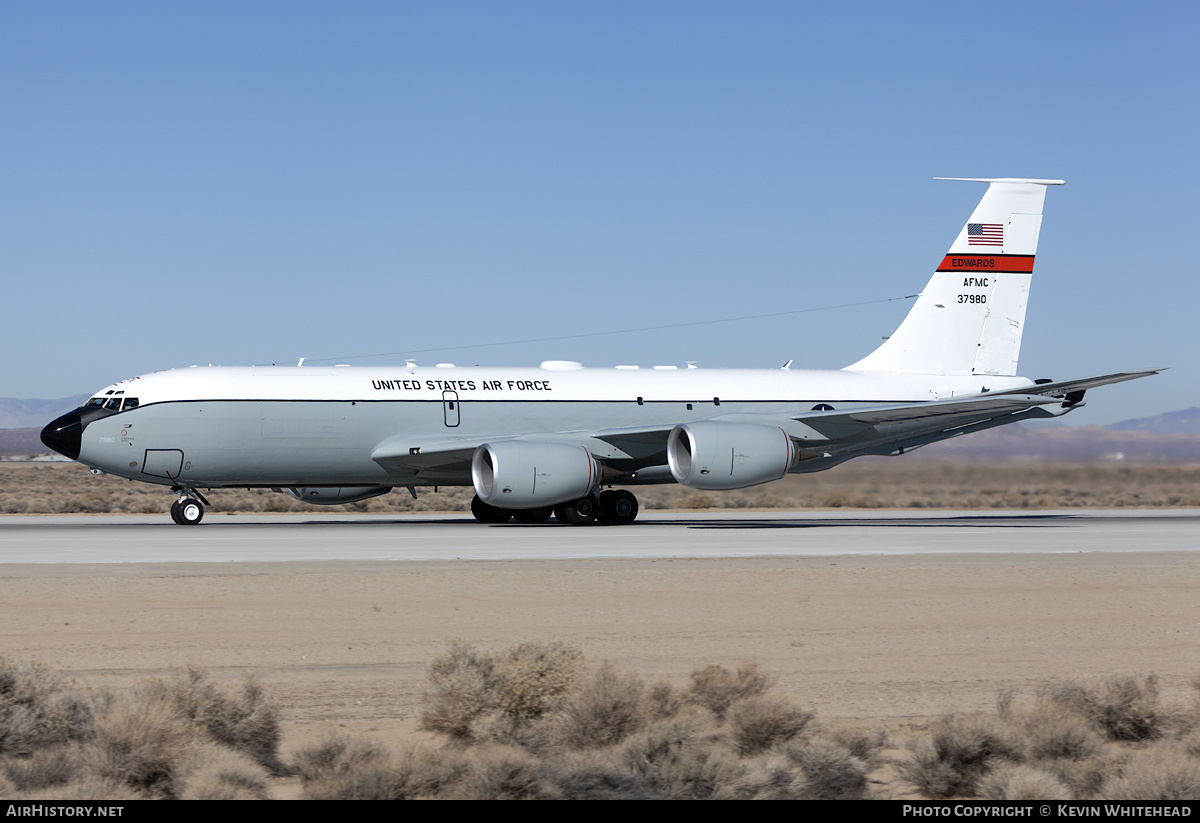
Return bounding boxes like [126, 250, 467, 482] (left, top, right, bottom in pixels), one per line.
[587, 393, 1075, 469]
[588, 426, 676, 459]
[371, 437, 481, 477]
[778, 368, 1164, 459]
[594, 368, 1164, 466]
[371, 432, 607, 479]
[785, 368, 1164, 434]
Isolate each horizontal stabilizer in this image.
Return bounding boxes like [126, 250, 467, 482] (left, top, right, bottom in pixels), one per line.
[993, 368, 1165, 399]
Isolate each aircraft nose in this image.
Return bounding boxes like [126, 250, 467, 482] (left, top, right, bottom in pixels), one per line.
[41, 410, 84, 461]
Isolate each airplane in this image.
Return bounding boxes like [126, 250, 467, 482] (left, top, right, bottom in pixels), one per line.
[41, 177, 1159, 526]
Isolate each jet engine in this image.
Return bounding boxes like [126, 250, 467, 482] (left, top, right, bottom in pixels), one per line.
[667, 422, 799, 490]
[286, 486, 393, 505]
[472, 441, 599, 508]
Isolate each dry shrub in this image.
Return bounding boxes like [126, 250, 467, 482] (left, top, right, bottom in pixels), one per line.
[902, 739, 967, 799]
[536, 749, 647, 800]
[726, 694, 814, 756]
[294, 734, 399, 800]
[492, 640, 584, 721]
[737, 738, 869, 800]
[787, 738, 870, 800]
[1180, 726, 1200, 760]
[20, 775, 141, 801]
[978, 763, 1073, 801]
[1050, 675, 1163, 742]
[1010, 699, 1104, 762]
[445, 743, 543, 800]
[1100, 743, 1200, 800]
[828, 726, 889, 768]
[0, 745, 77, 792]
[620, 705, 743, 799]
[146, 668, 285, 774]
[420, 640, 583, 745]
[419, 640, 496, 742]
[901, 714, 1023, 799]
[294, 734, 452, 800]
[549, 663, 645, 751]
[78, 693, 190, 798]
[736, 748, 806, 799]
[686, 662, 769, 719]
[0, 658, 95, 756]
[177, 745, 270, 800]
[387, 743, 462, 799]
[1042, 755, 1114, 801]
[640, 680, 685, 723]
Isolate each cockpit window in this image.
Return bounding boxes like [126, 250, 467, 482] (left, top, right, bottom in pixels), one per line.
[84, 396, 139, 412]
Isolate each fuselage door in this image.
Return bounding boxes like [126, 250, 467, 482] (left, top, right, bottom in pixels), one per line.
[443, 390, 460, 427]
[142, 449, 184, 481]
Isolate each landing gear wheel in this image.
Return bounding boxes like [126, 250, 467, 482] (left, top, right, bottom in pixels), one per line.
[169, 500, 183, 525]
[554, 496, 597, 525]
[513, 507, 553, 524]
[471, 495, 513, 524]
[176, 497, 204, 525]
[597, 489, 639, 526]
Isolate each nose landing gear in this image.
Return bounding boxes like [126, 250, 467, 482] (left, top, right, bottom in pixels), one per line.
[168, 489, 209, 525]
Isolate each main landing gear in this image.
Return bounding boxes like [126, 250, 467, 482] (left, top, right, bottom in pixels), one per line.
[169, 489, 210, 525]
[471, 489, 639, 526]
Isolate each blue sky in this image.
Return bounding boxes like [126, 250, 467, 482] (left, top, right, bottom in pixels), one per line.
[3, 1, 1196, 424]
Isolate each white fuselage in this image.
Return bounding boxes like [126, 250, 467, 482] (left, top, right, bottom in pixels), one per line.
[75, 363, 1033, 489]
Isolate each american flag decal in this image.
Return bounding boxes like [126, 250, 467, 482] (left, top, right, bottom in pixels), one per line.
[968, 223, 1004, 246]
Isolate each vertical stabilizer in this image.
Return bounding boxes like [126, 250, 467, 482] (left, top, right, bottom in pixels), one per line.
[846, 178, 1064, 376]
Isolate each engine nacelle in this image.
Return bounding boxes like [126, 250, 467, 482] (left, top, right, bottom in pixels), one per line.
[667, 422, 798, 490]
[472, 441, 599, 508]
[286, 486, 392, 505]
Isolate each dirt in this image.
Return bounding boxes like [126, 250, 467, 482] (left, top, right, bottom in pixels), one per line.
[2, 550, 1198, 765]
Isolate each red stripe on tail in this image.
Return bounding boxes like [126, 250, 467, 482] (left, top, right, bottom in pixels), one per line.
[936, 254, 1035, 273]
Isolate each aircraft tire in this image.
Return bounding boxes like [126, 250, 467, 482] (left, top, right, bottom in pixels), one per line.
[471, 495, 513, 524]
[177, 498, 204, 526]
[512, 507, 553, 524]
[597, 489, 639, 526]
[169, 500, 183, 525]
[554, 498, 596, 525]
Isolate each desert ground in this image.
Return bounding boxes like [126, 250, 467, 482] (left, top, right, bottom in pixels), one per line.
[3, 551, 1198, 752]
[2, 461, 1199, 797]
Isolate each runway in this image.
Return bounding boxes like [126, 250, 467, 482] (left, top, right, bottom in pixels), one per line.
[1, 509, 1197, 564]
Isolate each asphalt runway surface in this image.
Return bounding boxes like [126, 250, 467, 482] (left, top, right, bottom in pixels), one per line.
[1, 509, 1196, 563]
